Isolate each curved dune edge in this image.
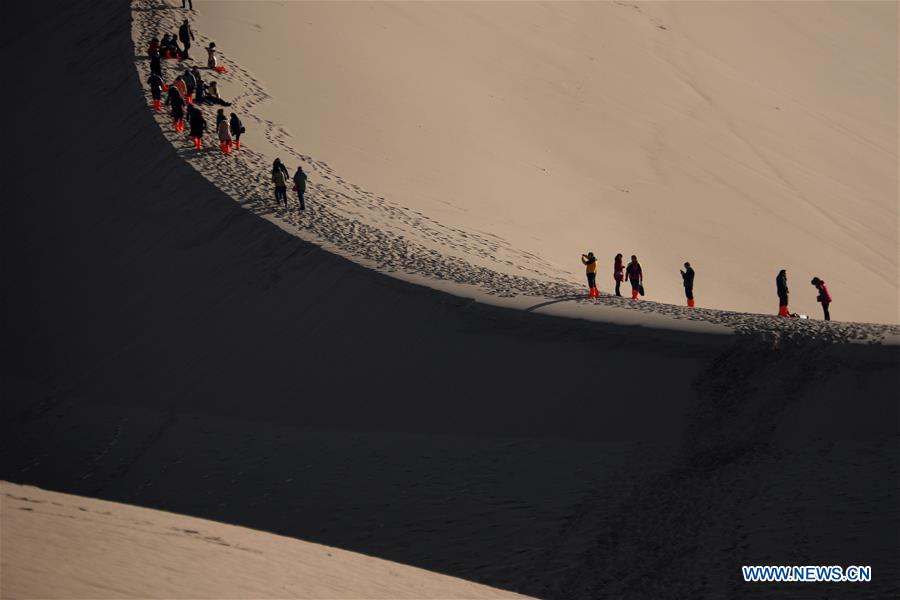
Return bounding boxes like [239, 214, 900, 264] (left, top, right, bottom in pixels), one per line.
[129, 1, 900, 337]
[1, 482, 529, 599]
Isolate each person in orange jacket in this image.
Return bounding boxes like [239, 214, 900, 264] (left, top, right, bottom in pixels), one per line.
[581, 252, 598, 298]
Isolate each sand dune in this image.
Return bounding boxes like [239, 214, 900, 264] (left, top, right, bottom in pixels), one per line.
[1, 482, 526, 599]
[138, 0, 899, 324]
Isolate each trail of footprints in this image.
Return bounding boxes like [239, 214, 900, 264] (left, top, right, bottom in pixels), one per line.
[131, 0, 900, 344]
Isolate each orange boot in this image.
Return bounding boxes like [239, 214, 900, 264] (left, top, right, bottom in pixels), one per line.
[632, 288, 639, 300]
[687, 298, 695, 308]
[153, 99, 161, 111]
[778, 305, 790, 317]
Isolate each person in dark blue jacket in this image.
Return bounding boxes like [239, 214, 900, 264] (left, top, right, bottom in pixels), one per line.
[680, 262, 695, 307]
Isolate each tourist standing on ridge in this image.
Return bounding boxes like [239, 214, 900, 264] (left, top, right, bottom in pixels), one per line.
[811, 277, 832, 321]
[187, 105, 206, 149]
[178, 20, 194, 60]
[681, 262, 695, 307]
[229, 113, 244, 150]
[625, 255, 643, 300]
[581, 252, 598, 298]
[776, 269, 790, 317]
[272, 159, 290, 207]
[293, 166, 308, 210]
[613, 253, 624, 297]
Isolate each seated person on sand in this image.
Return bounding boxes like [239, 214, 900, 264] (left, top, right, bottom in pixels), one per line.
[163, 34, 182, 59]
[203, 81, 231, 106]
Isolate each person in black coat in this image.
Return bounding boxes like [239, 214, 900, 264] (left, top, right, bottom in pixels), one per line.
[178, 20, 195, 60]
[149, 51, 163, 78]
[229, 113, 244, 149]
[188, 105, 206, 149]
[147, 72, 164, 111]
[776, 269, 790, 317]
[167, 85, 185, 131]
[293, 166, 308, 210]
[680, 262, 695, 307]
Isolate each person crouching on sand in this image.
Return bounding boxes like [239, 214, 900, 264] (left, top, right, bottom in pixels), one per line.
[613, 253, 624, 297]
[581, 252, 598, 298]
[776, 269, 790, 317]
[681, 262, 695, 307]
[625, 255, 643, 299]
[811, 277, 831, 321]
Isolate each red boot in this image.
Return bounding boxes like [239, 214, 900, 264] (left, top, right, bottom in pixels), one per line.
[632, 289, 639, 300]
[687, 298, 695, 308]
[778, 305, 790, 317]
[153, 99, 161, 111]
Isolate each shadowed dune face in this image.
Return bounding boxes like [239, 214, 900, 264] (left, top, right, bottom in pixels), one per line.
[185, 1, 897, 323]
[1, 2, 898, 600]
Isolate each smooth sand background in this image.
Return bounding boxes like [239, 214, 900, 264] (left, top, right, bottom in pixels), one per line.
[189, 1, 898, 323]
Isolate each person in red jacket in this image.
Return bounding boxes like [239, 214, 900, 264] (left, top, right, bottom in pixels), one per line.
[613, 253, 624, 297]
[810, 277, 832, 321]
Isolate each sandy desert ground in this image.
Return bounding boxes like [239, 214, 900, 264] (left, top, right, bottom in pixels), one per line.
[1, 1, 898, 599]
[133, 0, 897, 324]
[1, 482, 526, 599]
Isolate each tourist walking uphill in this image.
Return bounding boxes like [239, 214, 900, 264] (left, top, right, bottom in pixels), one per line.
[625, 255, 643, 300]
[147, 71, 164, 112]
[681, 262, 695, 307]
[272, 159, 290, 207]
[581, 252, 598, 298]
[776, 269, 790, 317]
[811, 277, 832, 320]
[293, 165, 307, 210]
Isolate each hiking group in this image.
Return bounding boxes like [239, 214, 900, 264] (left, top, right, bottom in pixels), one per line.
[145, 18, 241, 156]
[583, 253, 833, 320]
[145, 8, 836, 321]
[144, 10, 309, 211]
